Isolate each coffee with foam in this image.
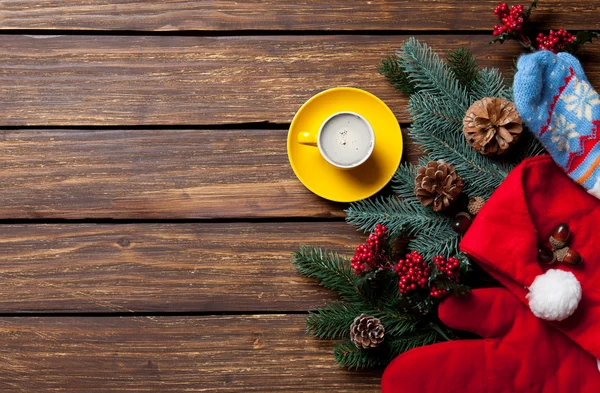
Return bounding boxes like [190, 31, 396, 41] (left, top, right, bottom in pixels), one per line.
[319, 113, 374, 167]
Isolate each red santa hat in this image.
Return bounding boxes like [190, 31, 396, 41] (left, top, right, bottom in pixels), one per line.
[460, 155, 600, 360]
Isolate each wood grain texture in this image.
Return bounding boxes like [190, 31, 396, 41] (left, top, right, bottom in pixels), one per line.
[0, 1, 598, 31]
[0, 128, 421, 219]
[0, 34, 549, 126]
[0, 315, 381, 392]
[0, 222, 366, 313]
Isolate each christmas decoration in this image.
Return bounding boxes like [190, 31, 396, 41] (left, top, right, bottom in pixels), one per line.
[349, 314, 385, 349]
[414, 160, 464, 211]
[433, 255, 460, 283]
[460, 155, 600, 360]
[463, 97, 523, 155]
[549, 223, 570, 250]
[554, 246, 582, 265]
[491, 0, 599, 54]
[513, 50, 600, 200]
[536, 29, 575, 53]
[466, 196, 485, 215]
[294, 37, 545, 370]
[350, 223, 388, 274]
[382, 288, 600, 393]
[451, 212, 472, 234]
[395, 251, 431, 295]
[537, 244, 556, 264]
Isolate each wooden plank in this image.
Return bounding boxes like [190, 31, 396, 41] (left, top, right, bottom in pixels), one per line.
[0, 34, 562, 126]
[0, 1, 598, 31]
[0, 128, 421, 219]
[0, 222, 367, 313]
[0, 315, 381, 392]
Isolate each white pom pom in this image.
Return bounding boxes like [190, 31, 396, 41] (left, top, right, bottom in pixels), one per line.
[527, 269, 581, 321]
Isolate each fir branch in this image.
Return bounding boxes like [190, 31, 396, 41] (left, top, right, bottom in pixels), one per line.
[408, 92, 508, 197]
[386, 330, 442, 359]
[392, 162, 420, 198]
[334, 339, 389, 370]
[446, 48, 479, 93]
[293, 247, 362, 303]
[379, 55, 417, 95]
[408, 231, 460, 261]
[373, 299, 420, 337]
[345, 195, 453, 238]
[334, 329, 445, 370]
[398, 37, 470, 111]
[307, 301, 364, 339]
[472, 67, 512, 101]
[523, 128, 546, 156]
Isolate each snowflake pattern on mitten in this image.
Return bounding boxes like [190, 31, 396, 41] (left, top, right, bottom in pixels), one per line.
[513, 51, 600, 199]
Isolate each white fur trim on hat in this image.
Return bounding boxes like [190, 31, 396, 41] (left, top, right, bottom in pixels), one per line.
[526, 269, 582, 321]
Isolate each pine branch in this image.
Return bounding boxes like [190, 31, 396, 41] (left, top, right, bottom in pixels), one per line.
[398, 37, 470, 111]
[379, 55, 417, 95]
[386, 330, 442, 358]
[333, 339, 389, 370]
[292, 247, 362, 303]
[307, 301, 364, 339]
[392, 162, 420, 198]
[472, 67, 512, 101]
[408, 230, 461, 260]
[408, 92, 508, 198]
[446, 48, 479, 93]
[345, 195, 453, 238]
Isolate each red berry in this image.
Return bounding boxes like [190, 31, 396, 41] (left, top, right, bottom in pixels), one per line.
[396, 251, 431, 295]
[351, 224, 390, 275]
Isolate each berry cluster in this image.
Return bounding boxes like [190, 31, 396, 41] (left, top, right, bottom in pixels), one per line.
[536, 29, 576, 53]
[493, 3, 525, 36]
[351, 224, 388, 274]
[433, 255, 461, 283]
[395, 251, 431, 295]
[429, 285, 449, 299]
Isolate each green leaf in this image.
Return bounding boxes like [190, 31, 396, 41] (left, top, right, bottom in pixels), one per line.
[490, 32, 511, 45]
[566, 31, 600, 53]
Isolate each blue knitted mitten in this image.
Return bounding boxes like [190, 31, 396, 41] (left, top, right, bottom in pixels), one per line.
[513, 50, 600, 199]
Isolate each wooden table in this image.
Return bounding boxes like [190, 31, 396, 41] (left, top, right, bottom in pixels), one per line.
[0, 1, 598, 391]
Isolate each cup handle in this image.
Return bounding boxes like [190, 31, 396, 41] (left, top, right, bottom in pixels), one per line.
[297, 131, 318, 146]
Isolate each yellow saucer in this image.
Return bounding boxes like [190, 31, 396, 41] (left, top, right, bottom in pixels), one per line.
[288, 87, 403, 202]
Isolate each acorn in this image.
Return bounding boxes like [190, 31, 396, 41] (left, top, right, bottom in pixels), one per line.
[452, 212, 472, 234]
[555, 247, 582, 265]
[537, 245, 556, 265]
[549, 223, 570, 250]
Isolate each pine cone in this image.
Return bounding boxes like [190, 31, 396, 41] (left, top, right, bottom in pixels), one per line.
[350, 314, 385, 349]
[414, 160, 464, 212]
[463, 97, 523, 155]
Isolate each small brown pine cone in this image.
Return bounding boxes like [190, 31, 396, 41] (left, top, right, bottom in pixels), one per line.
[463, 97, 523, 155]
[467, 196, 486, 215]
[415, 160, 464, 212]
[349, 314, 385, 349]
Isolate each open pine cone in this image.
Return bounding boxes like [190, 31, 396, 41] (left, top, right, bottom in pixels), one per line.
[350, 314, 385, 349]
[414, 160, 464, 212]
[463, 97, 523, 155]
